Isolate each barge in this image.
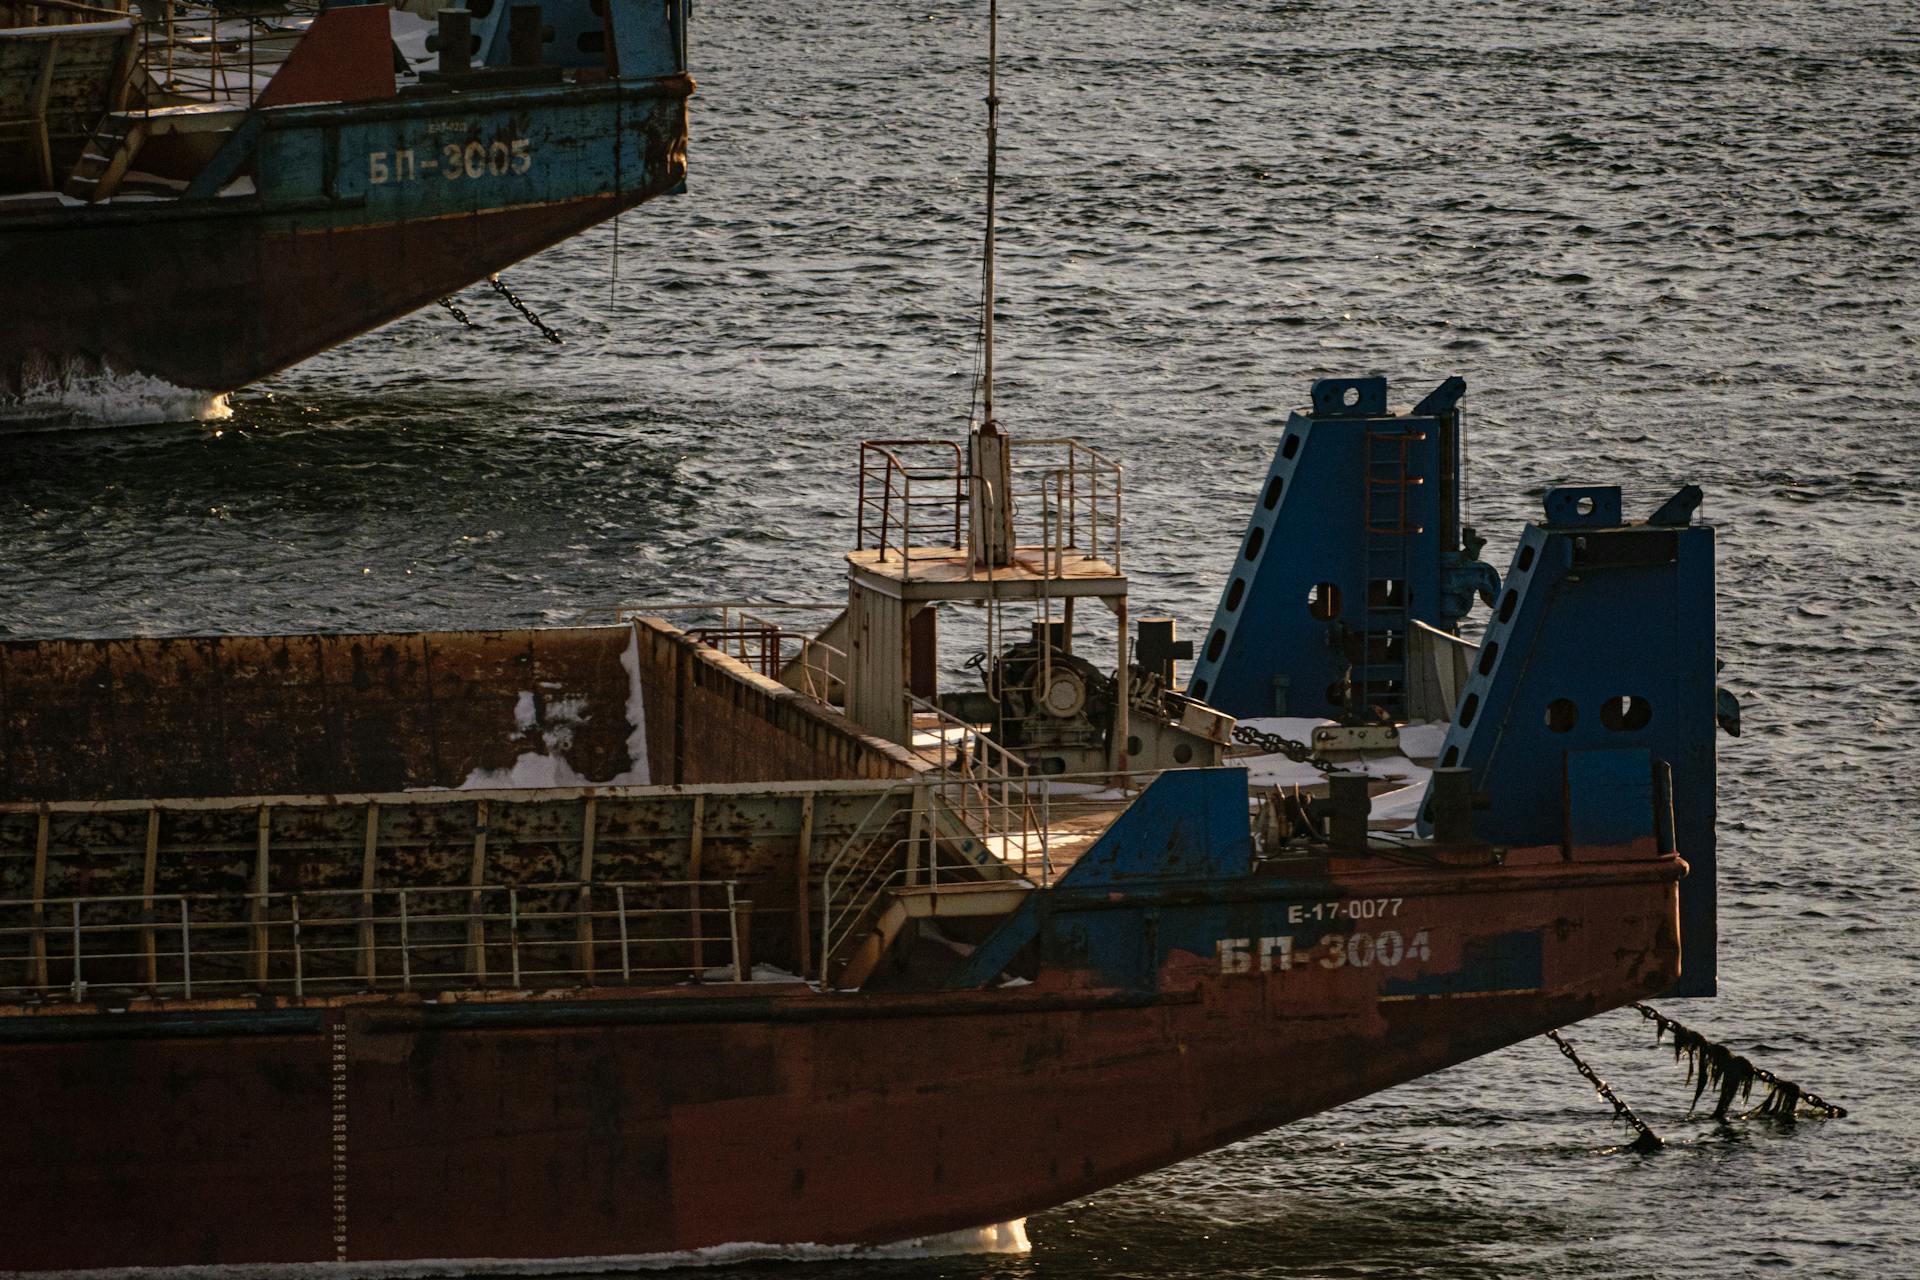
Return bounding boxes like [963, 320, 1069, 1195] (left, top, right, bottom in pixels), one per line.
[0, 377, 1724, 1269]
[0, 0, 691, 399]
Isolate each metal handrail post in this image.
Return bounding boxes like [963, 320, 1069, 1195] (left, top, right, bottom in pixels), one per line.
[70, 899, 84, 1001]
[1067, 444, 1079, 548]
[290, 895, 304, 999]
[857, 447, 870, 549]
[616, 885, 631, 982]
[727, 881, 744, 981]
[179, 897, 192, 999]
[508, 888, 522, 987]
[398, 889, 411, 992]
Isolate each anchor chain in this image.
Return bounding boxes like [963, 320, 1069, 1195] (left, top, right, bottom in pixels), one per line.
[1544, 1028, 1664, 1152]
[488, 273, 564, 345]
[1631, 1003, 1847, 1120]
[1230, 723, 1333, 772]
[436, 296, 475, 329]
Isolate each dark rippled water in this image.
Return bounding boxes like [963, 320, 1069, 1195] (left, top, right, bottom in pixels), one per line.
[5, 1, 1918, 1275]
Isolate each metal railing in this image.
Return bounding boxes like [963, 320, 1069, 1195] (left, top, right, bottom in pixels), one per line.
[816, 786, 913, 983]
[905, 692, 1048, 883]
[590, 602, 850, 702]
[816, 701, 1056, 985]
[856, 439, 966, 563]
[0, 878, 749, 1003]
[689, 611, 847, 704]
[1013, 438, 1124, 572]
[137, 3, 285, 109]
[852, 437, 1124, 579]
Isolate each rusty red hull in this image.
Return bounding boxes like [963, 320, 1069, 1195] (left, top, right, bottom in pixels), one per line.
[1, 191, 652, 395]
[0, 859, 1680, 1271]
[0, 75, 692, 397]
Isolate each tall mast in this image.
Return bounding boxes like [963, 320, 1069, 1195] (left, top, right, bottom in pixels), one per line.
[981, 0, 999, 429]
[968, 1, 1014, 570]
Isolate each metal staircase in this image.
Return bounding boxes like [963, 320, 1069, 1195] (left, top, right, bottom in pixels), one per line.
[817, 771, 1039, 989]
[1356, 427, 1426, 720]
[817, 787, 916, 987]
[63, 111, 146, 202]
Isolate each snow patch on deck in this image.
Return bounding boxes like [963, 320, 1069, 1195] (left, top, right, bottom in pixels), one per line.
[1235, 716, 1441, 829]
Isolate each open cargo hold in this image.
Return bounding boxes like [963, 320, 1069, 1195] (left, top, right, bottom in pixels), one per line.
[0, 619, 995, 1002]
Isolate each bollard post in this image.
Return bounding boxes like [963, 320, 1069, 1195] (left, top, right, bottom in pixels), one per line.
[1429, 767, 1474, 844]
[1326, 771, 1371, 851]
[437, 9, 473, 77]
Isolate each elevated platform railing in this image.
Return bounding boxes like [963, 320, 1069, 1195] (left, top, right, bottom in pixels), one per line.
[0, 877, 748, 1004]
[688, 611, 847, 704]
[139, 3, 281, 109]
[854, 437, 1124, 582]
[856, 439, 966, 565]
[1012, 437, 1124, 574]
[590, 602, 852, 703]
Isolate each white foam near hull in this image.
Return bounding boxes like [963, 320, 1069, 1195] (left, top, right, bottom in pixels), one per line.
[10, 1219, 1031, 1279]
[0, 362, 231, 432]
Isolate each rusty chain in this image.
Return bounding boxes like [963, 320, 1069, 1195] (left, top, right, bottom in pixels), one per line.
[488, 273, 564, 345]
[1545, 1028, 1664, 1152]
[436, 296, 474, 329]
[1231, 723, 1334, 773]
[1631, 1003, 1847, 1120]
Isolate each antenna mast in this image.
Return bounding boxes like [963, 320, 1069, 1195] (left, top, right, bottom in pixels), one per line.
[967, 0, 1014, 569]
[981, 0, 999, 428]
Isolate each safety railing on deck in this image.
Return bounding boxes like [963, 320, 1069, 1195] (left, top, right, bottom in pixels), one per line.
[689, 612, 847, 704]
[816, 702, 1058, 985]
[138, 2, 286, 109]
[589, 602, 851, 702]
[855, 439, 966, 564]
[1013, 438, 1124, 573]
[0, 878, 749, 1004]
[904, 692, 1048, 883]
[852, 437, 1123, 580]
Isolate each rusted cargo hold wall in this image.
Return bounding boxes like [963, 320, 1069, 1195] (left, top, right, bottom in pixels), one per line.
[0, 627, 642, 803]
[629, 619, 920, 785]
